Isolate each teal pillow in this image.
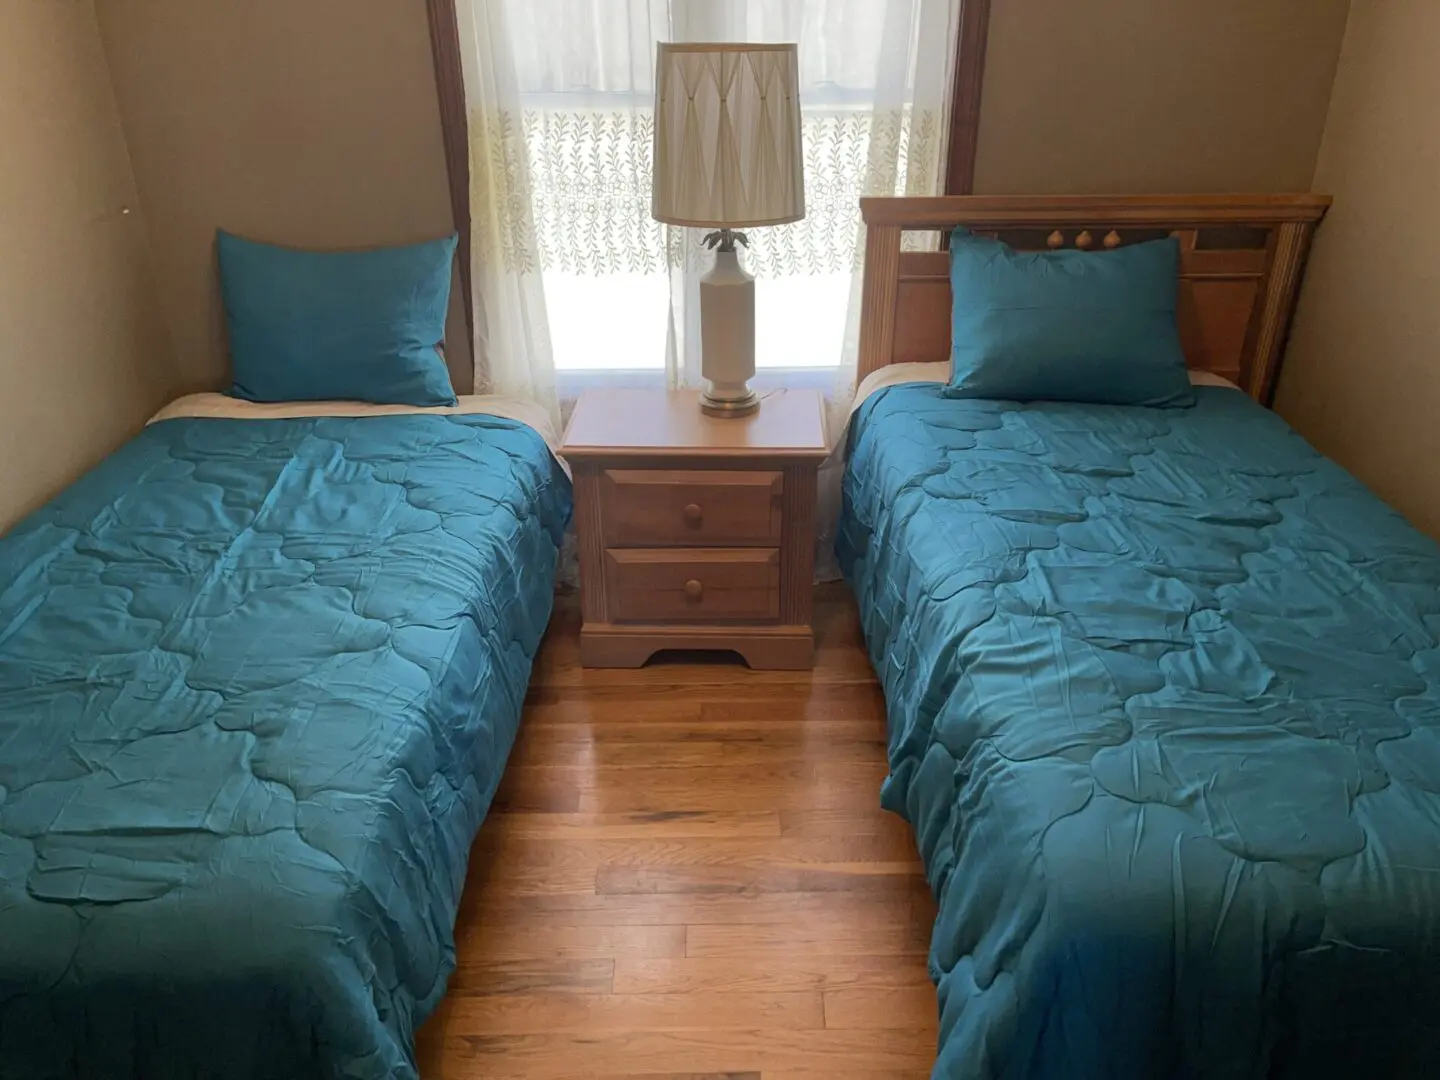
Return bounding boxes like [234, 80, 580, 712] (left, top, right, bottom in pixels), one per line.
[218, 230, 459, 407]
[945, 229, 1194, 407]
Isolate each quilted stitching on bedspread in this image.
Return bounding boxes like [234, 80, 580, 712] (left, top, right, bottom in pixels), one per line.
[838, 386, 1440, 1080]
[0, 413, 570, 1079]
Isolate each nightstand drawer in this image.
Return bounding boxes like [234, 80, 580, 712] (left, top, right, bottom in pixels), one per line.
[600, 469, 783, 547]
[603, 548, 780, 622]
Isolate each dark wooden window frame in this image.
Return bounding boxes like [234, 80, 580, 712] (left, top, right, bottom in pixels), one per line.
[945, 0, 992, 195]
[426, 0, 475, 347]
[425, 0, 992, 346]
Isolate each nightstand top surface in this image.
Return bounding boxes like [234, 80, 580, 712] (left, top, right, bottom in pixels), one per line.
[562, 389, 828, 459]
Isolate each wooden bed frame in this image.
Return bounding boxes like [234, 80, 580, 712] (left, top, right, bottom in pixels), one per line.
[857, 194, 1331, 404]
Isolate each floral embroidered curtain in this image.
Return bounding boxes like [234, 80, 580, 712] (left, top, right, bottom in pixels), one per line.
[504, 110, 942, 279]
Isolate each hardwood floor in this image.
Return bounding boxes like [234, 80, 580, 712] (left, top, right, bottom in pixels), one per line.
[415, 585, 938, 1079]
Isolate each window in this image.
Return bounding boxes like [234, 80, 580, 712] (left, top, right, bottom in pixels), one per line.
[470, 0, 964, 388]
[511, 90, 904, 380]
[543, 270, 851, 375]
[428, 0, 989, 397]
[544, 271, 670, 374]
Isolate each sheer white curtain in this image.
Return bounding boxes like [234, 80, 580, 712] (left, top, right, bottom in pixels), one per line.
[457, 0, 960, 424]
[453, 0, 562, 429]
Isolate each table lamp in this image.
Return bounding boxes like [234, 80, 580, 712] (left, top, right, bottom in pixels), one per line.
[652, 43, 806, 417]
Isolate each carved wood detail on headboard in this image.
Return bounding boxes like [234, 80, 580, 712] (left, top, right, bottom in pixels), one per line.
[858, 195, 1331, 405]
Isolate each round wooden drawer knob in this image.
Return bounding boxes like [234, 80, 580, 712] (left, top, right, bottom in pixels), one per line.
[684, 579, 704, 600]
[684, 503, 703, 524]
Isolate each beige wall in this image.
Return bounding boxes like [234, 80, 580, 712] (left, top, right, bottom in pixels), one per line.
[1276, 1, 1440, 537]
[89, 1, 1354, 404]
[974, 0, 1351, 195]
[0, 0, 175, 530]
[94, 0, 472, 395]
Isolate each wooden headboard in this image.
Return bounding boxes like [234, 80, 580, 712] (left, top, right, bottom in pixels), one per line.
[857, 194, 1331, 404]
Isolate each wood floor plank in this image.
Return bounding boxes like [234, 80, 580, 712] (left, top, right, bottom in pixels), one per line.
[521, 695, 884, 727]
[526, 659, 878, 693]
[698, 692, 889, 725]
[563, 761, 890, 813]
[504, 760, 888, 785]
[465, 890, 933, 929]
[461, 924, 685, 962]
[484, 811, 783, 840]
[686, 922, 930, 959]
[520, 700, 708, 725]
[416, 588, 936, 1078]
[489, 771, 582, 813]
[479, 835, 919, 872]
[597, 865, 921, 896]
[778, 808, 916, 842]
[510, 737, 887, 769]
[436, 990, 824, 1034]
[520, 718, 887, 744]
[441, 1029, 935, 1077]
[455, 858, 596, 897]
[525, 678, 880, 705]
[575, 782, 882, 814]
[444, 958, 614, 996]
[824, 988, 939, 1031]
[613, 957, 933, 995]
[477, 911, 927, 957]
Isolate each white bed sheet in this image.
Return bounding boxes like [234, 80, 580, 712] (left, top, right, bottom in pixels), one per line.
[837, 363, 1242, 456]
[150, 393, 568, 476]
[849, 362, 1240, 418]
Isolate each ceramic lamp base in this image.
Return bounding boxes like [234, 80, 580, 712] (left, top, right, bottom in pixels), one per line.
[699, 389, 760, 417]
[699, 247, 757, 420]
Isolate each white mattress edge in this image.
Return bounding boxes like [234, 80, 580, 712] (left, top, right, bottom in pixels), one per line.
[840, 363, 1242, 454]
[851, 363, 1240, 416]
[148, 393, 568, 476]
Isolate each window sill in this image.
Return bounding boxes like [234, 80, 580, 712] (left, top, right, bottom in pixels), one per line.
[555, 366, 842, 398]
[555, 368, 666, 397]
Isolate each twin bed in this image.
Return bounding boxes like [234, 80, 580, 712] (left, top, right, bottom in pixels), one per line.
[840, 196, 1440, 1078]
[4, 194, 1440, 1080]
[0, 394, 570, 1077]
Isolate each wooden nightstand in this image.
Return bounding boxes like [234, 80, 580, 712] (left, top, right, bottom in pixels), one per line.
[562, 388, 829, 670]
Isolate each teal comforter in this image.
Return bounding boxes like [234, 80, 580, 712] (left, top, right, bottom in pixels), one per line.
[0, 412, 570, 1079]
[839, 385, 1440, 1080]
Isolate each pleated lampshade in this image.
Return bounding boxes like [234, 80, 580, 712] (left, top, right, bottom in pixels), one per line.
[651, 43, 806, 229]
